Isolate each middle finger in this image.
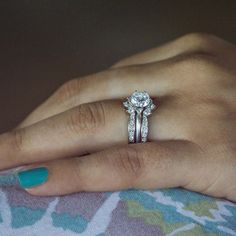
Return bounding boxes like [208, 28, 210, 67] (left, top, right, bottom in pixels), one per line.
[18, 58, 181, 128]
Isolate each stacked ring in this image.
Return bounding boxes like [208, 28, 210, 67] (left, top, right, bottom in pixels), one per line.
[123, 90, 156, 143]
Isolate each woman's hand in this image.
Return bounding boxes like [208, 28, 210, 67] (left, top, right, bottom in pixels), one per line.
[0, 33, 235, 201]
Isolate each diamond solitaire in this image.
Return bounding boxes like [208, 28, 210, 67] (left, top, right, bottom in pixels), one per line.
[123, 90, 156, 143]
[130, 91, 150, 108]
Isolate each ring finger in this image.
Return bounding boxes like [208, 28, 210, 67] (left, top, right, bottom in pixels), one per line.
[1, 93, 192, 172]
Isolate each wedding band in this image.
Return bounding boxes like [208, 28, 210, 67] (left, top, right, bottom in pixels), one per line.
[123, 90, 156, 143]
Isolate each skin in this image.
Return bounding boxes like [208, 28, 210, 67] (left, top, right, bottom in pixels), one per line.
[0, 32, 235, 201]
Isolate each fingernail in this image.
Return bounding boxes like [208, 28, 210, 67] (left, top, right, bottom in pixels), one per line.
[17, 167, 48, 188]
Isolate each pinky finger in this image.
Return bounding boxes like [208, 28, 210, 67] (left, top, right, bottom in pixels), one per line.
[15, 140, 203, 196]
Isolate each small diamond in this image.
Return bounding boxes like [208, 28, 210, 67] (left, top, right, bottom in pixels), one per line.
[130, 91, 150, 108]
[143, 108, 151, 116]
[123, 101, 129, 107]
[127, 106, 135, 114]
[151, 104, 156, 110]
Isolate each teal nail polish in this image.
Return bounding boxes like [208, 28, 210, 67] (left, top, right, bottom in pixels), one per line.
[17, 167, 48, 188]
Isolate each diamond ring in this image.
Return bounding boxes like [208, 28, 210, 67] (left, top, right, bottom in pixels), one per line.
[123, 91, 156, 143]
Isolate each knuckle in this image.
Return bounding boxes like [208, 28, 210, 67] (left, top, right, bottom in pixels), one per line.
[112, 145, 145, 183]
[107, 65, 145, 89]
[146, 142, 174, 172]
[182, 32, 218, 46]
[55, 79, 82, 101]
[67, 101, 106, 134]
[111, 32, 221, 69]
[176, 51, 215, 68]
[70, 159, 87, 190]
[172, 52, 220, 81]
[10, 129, 25, 152]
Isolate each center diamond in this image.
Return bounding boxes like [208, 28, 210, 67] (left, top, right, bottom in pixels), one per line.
[130, 91, 150, 108]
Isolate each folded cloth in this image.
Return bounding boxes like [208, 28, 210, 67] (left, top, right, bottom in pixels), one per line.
[0, 176, 236, 236]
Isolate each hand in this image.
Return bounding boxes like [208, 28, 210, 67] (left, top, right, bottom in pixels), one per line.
[0, 33, 235, 201]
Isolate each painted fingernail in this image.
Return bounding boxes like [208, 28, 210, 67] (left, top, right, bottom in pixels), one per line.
[17, 167, 48, 189]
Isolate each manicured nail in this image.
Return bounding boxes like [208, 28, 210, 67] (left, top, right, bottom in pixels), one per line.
[17, 167, 48, 189]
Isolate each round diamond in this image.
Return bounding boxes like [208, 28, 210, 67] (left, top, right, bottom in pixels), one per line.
[130, 91, 150, 108]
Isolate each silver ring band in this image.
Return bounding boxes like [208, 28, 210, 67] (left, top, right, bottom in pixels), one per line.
[135, 110, 142, 142]
[123, 90, 156, 143]
[141, 114, 148, 142]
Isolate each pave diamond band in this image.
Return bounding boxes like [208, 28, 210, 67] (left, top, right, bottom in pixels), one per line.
[123, 91, 156, 143]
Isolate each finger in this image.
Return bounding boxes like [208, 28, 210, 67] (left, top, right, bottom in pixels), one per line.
[110, 32, 227, 68]
[18, 33, 202, 128]
[21, 140, 204, 196]
[18, 33, 231, 129]
[2, 94, 192, 171]
[1, 100, 126, 170]
[18, 57, 179, 128]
